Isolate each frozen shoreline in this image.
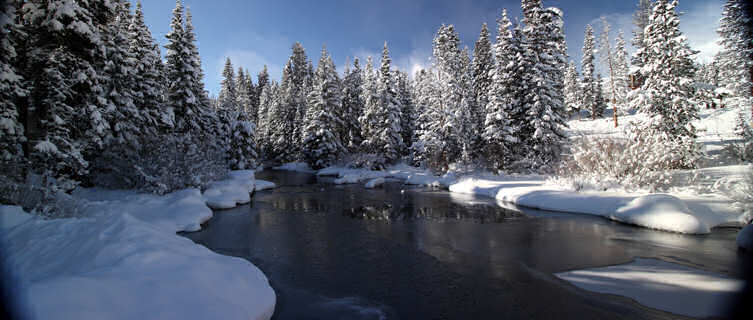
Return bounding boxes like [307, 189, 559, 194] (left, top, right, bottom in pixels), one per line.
[0, 171, 277, 320]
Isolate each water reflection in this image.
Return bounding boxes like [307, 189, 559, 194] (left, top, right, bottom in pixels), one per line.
[184, 170, 744, 320]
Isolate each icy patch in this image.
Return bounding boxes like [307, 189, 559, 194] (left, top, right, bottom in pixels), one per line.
[556, 258, 744, 318]
[274, 162, 314, 173]
[204, 170, 256, 210]
[2, 193, 275, 320]
[738, 224, 753, 250]
[0, 205, 33, 230]
[612, 195, 709, 234]
[364, 178, 385, 189]
[255, 180, 277, 191]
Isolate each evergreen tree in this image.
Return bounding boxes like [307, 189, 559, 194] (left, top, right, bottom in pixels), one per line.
[229, 105, 258, 170]
[301, 46, 344, 169]
[359, 56, 378, 152]
[472, 22, 494, 141]
[165, 0, 202, 134]
[613, 31, 631, 113]
[275, 42, 310, 162]
[482, 9, 519, 171]
[395, 70, 415, 156]
[595, 74, 607, 117]
[22, 0, 113, 191]
[431, 25, 474, 168]
[0, 0, 25, 171]
[631, 0, 653, 68]
[341, 57, 364, 152]
[633, 0, 700, 169]
[257, 80, 279, 158]
[244, 70, 257, 122]
[219, 58, 238, 112]
[717, 0, 753, 102]
[411, 68, 440, 166]
[129, 0, 168, 134]
[581, 24, 598, 119]
[598, 17, 620, 126]
[235, 68, 251, 116]
[163, 1, 226, 188]
[360, 43, 403, 167]
[563, 61, 581, 117]
[520, 0, 568, 170]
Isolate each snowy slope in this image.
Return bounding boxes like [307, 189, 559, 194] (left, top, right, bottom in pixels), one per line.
[1, 174, 277, 320]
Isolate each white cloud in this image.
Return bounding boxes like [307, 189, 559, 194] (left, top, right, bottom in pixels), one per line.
[679, 1, 722, 63]
[588, 1, 722, 67]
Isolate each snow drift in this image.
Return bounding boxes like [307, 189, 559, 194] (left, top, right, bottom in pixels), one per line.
[1, 173, 277, 320]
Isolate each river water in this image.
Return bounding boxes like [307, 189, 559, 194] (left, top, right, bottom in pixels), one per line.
[183, 170, 747, 319]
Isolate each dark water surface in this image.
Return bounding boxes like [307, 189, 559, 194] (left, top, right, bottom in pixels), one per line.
[183, 170, 746, 320]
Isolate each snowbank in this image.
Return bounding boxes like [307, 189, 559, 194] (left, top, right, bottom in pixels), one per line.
[612, 195, 709, 234]
[255, 180, 277, 191]
[556, 258, 744, 318]
[204, 170, 256, 209]
[274, 162, 314, 173]
[449, 176, 742, 234]
[0, 205, 32, 230]
[316, 164, 456, 188]
[738, 224, 753, 250]
[364, 178, 385, 189]
[1, 176, 277, 320]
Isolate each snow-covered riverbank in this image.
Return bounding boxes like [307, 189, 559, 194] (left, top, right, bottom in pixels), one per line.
[277, 107, 751, 235]
[1, 171, 277, 320]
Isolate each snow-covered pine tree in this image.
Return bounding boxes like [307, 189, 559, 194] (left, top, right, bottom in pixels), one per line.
[631, 0, 700, 170]
[256, 65, 269, 109]
[244, 70, 257, 123]
[520, 0, 568, 170]
[22, 0, 113, 192]
[235, 68, 250, 115]
[595, 74, 607, 117]
[256, 80, 278, 159]
[598, 17, 620, 126]
[0, 0, 25, 175]
[219, 58, 238, 112]
[102, 0, 140, 147]
[301, 46, 344, 169]
[129, 0, 169, 134]
[431, 25, 474, 169]
[373, 42, 403, 165]
[482, 9, 519, 171]
[229, 101, 258, 170]
[165, 0, 201, 135]
[274, 43, 310, 162]
[88, 0, 148, 187]
[717, 0, 753, 103]
[581, 24, 598, 119]
[395, 70, 415, 157]
[472, 22, 494, 144]
[359, 56, 378, 152]
[563, 61, 581, 118]
[183, 7, 219, 141]
[613, 31, 631, 114]
[269, 64, 296, 162]
[341, 57, 364, 152]
[163, 1, 226, 189]
[411, 68, 440, 167]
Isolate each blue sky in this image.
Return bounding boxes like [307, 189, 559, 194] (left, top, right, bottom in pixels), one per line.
[136, 0, 723, 97]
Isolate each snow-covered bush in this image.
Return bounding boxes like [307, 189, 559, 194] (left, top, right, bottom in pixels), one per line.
[91, 132, 228, 195]
[561, 123, 702, 191]
[725, 111, 753, 162]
